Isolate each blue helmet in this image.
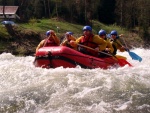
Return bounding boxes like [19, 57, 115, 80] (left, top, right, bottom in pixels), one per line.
[98, 29, 106, 36]
[46, 30, 52, 36]
[66, 32, 73, 35]
[110, 30, 117, 35]
[83, 26, 92, 31]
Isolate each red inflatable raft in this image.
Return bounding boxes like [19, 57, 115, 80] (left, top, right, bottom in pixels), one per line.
[33, 46, 131, 69]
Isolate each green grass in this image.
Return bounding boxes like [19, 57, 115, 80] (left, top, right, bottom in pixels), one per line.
[0, 25, 11, 50]
[92, 20, 127, 35]
[0, 25, 10, 38]
[20, 19, 83, 37]
[19, 18, 130, 38]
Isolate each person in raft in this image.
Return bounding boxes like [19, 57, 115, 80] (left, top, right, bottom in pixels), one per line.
[109, 30, 128, 55]
[98, 29, 114, 57]
[36, 30, 60, 53]
[70, 25, 107, 57]
[60, 32, 76, 49]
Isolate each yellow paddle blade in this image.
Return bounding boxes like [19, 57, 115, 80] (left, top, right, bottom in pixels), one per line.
[115, 55, 127, 60]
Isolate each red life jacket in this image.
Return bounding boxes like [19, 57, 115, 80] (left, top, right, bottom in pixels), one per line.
[44, 38, 58, 47]
[79, 34, 98, 48]
[79, 34, 98, 56]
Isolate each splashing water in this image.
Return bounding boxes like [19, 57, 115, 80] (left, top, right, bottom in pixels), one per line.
[0, 48, 150, 113]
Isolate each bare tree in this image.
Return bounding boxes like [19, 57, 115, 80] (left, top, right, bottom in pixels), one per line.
[43, 0, 47, 17]
[48, 0, 51, 18]
[51, 0, 62, 18]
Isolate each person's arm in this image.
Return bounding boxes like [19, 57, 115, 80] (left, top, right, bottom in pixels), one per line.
[106, 40, 114, 53]
[60, 40, 67, 46]
[52, 35, 60, 45]
[70, 36, 76, 41]
[93, 35, 107, 51]
[36, 40, 45, 53]
[50, 30, 60, 45]
[116, 39, 126, 52]
[70, 36, 82, 48]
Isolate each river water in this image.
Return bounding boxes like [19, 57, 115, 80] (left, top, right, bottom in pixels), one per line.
[0, 48, 150, 113]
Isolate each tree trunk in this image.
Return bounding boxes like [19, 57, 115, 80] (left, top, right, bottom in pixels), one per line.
[120, 0, 123, 26]
[56, 2, 58, 18]
[43, 0, 47, 17]
[48, 0, 51, 18]
[84, 0, 87, 23]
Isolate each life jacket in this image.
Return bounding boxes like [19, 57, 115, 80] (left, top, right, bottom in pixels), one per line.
[78, 34, 98, 56]
[44, 38, 58, 47]
[79, 34, 98, 48]
[111, 39, 121, 55]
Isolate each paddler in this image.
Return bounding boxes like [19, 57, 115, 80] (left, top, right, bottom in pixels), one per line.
[109, 30, 129, 55]
[70, 25, 107, 57]
[36, 30, 60, 53]
[60, 32, 76, 49]
[98, 29, 114, 57]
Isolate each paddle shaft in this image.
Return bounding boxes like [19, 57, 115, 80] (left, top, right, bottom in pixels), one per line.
[77, 44, 114, 57]
[119, 37, 142, 62]
[77, 44, 133, 66]
[120, 36, 129, 50]
[43, 34, 52, 47]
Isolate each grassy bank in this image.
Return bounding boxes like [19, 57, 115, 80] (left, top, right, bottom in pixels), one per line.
[20, 19, 128, 36]
[21, 19, 144, 47]
[0, 19, 144, 55]
[0, 26, 11, 52]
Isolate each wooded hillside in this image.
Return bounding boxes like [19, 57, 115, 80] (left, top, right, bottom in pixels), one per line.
[0, 0, 149, 41]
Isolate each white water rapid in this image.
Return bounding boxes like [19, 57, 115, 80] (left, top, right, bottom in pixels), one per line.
[0, 48, 150, 113]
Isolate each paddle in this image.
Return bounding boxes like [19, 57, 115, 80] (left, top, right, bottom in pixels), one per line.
[77, 44, 132, 67]
[121, 37, 142, 62]
[43, 34, 52, 47]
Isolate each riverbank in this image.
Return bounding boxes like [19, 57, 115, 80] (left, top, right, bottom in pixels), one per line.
[0, 19, 145, 56]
